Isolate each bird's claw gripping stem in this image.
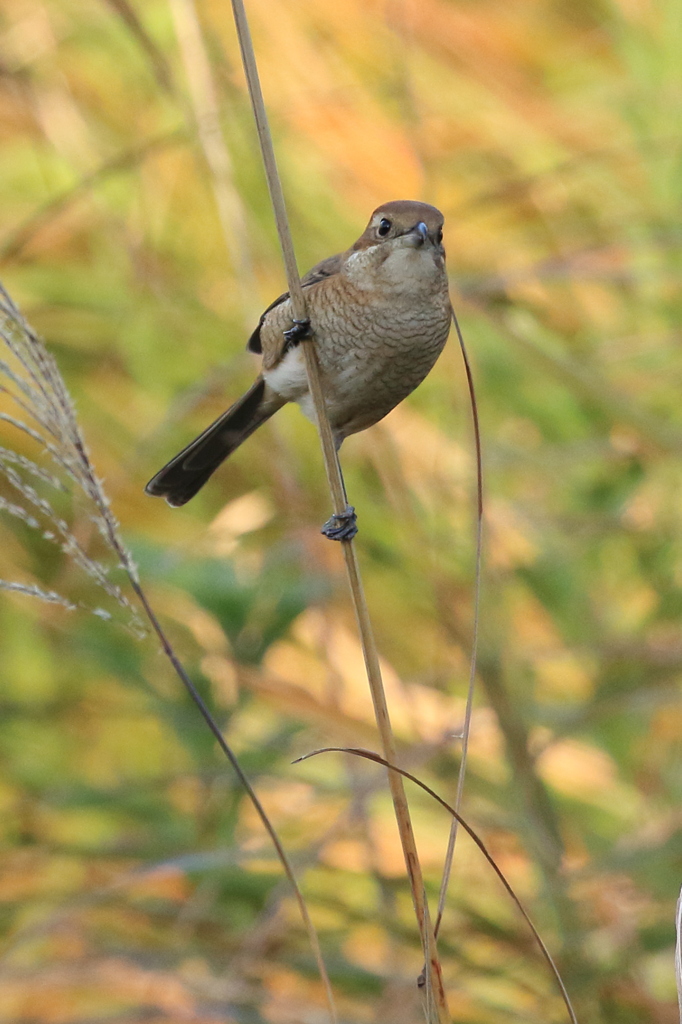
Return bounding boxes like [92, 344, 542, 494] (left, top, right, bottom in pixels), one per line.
[283, 317, 312, 347]
[321, 505, 357, 542]
[284, 314, 354, 542]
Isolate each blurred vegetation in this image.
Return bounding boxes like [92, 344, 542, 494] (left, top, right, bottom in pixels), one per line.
[1, 0, 682, 1021]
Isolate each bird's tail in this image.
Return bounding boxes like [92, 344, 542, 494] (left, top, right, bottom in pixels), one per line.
[145, 377, 283, 507]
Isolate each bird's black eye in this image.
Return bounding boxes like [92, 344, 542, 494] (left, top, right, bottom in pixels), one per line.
[436, 227, 443, 245]
[377, 218, 391, 237]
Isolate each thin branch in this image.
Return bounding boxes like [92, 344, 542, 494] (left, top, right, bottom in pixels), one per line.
[677, 885, 682, 1024]
[168, 0, 256, 318]
[103, 0, 177, 95]
[433, 304, 483, 937]
[0, 579, 76, 610]
[295, 746, 579, 1024]
[225, 0, 449, 1016]
[125, 572, 336, 1021]
[0, 282, 335, 1021]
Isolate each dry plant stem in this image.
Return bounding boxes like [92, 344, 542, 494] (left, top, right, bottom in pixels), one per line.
[104, 0, 176, 95]
[676, 886, 682, 1023]
[477, 652, 598, 1017]
[296, 747, 579, 1024]
[340, 528, 449, 1013]
[226, 0, 449, 1016]
[420, 885, 440, 1024]
[120, 569, 338, 1024]
[227, 0, 305, 313]
[0, 288, 336, 1023]
[169, 0, 255, 317]
[434, 306, 483, 937]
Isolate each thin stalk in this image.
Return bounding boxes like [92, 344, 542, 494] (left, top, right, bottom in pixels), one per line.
[433, 306, 483, 937]
[671, 884, 675, 1019]
[168, 0, 256, 318]
[296, 746, 579, 1024]
[225, 0, 449, 1016]
[103, 0, 177, 95]
[117, 550, 337, 1024]
[0, 285, 337, 1022]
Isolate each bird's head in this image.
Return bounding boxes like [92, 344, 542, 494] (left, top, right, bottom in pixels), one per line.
[346, 200, 446, 290]
[355, 200, 444, 253]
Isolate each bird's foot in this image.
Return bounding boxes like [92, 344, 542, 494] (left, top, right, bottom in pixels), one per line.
[321, 505, 357, 542]
[283, 317, 312, 348]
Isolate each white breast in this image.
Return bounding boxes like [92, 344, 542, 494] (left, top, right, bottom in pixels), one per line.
[264, 345, 308, 400]
[263, 345, 318, 423]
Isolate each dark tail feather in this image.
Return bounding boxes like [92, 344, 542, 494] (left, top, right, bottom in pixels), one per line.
[145, 377, 281, 506]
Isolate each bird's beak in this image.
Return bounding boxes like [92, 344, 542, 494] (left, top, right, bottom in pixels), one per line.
[403, 221, 431, 248]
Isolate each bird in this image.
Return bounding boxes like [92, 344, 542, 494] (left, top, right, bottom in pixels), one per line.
[145, 199, 452, 540]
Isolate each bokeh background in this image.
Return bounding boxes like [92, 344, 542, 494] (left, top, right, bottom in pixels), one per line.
[1, 0, 681, 1021]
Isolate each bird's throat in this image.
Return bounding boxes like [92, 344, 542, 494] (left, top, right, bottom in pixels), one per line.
[345, 245, 443, 296]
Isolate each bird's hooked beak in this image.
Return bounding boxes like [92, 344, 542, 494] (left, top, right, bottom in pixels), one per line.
[402, 221, 432, 248]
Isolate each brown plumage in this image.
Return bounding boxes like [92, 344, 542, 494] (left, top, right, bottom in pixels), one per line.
[145, 200, 451, 514]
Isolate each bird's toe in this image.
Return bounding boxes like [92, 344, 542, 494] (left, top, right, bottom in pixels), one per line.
[321, 505, 358, 542]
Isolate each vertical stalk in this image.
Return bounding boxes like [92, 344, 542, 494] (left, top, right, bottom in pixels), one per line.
[225, 0, 450, 1016]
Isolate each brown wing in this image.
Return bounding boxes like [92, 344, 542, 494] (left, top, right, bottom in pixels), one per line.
[246, 253, 344, 354]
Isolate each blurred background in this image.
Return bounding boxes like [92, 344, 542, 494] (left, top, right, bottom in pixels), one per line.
[1, 0, 681, 1021]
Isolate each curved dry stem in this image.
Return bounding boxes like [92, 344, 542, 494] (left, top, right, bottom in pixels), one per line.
[0, 282, 336, 1023]
[103, 0, 177, 95]
[295, 746, 579, 1024]
[126, 577, 337, 1024]
[169, 0, 256, 317]
[433, 305, 483, 938]
[225, 0, 449, 1017]
[671, 884, 675, 1019]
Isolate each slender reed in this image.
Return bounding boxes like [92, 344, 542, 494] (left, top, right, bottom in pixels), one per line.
[0, 283, 337, 1024]
[168, 0, 256, 318]
[225, 0, 449, 1015]
[433, 306, 483, 937]
[676, 886, 682, 1023]
[296, 746, 579, 1024]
